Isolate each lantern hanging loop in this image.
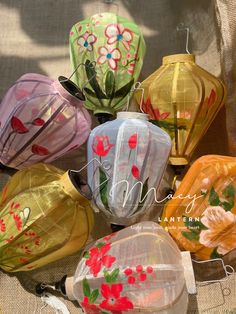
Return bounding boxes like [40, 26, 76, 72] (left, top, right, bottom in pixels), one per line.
[59, 62, 97, 99]
[125, 81, 144, 112]
[176, 23, 190, 54]
[60, 63, 85, 83]
[133, 81, 145, 113]
[81, 61, 97, 94]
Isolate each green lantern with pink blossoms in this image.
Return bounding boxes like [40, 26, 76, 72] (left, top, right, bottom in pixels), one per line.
[69, 12, 146, 123]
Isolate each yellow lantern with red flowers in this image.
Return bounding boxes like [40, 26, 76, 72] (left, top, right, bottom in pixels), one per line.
[135, 54, 227, 166]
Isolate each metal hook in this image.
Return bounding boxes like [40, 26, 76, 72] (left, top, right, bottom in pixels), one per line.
[176, 23, 190, 54]
[125, 82, 144, 112]
[59, 63, 84, 83]
[125, 82, 136, 111]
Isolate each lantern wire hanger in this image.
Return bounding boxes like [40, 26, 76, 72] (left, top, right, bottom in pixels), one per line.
[192, 258, 235, 285]
[125, 82, 145, 112]
[58, 61, 97, 101]
[176, 23, 191, 54]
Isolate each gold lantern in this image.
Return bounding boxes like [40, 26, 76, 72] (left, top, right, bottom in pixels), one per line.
[135, 54, 227, 165]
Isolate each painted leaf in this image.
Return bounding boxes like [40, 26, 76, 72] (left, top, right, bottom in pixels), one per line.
[223, 184, 235, 198]
[104, 268, 119, 283]
[83, 251, 90, 259]
[89, 289, 99, 304]
[113, 78, 134, 98]
[96, 242, 105, 249]
[139, 178, 149, 203]
[85, 60, 107, 99]
[221, 201, 234, 212]
[105, 71, 115, 98]
[99, 167, 109, 208]
[182, 231, 200, 241]
[210, 247, 223, 259]
[109, 268, 119, 283]
[83, 87, 97, 98]
[82, 278, 91, 297]
[209, 187, 220, 206]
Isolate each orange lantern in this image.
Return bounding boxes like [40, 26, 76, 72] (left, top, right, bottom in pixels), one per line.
[162, 155, 236, 260]
[135, 54, 227, 166]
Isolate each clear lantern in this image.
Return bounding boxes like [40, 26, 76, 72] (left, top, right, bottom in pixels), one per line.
[69, 12, 146, 122]
[87, 112, 171, 227]
[0, 73, 91, 169]
[135, 54, 227, 165]
[65, 221, 188, 314]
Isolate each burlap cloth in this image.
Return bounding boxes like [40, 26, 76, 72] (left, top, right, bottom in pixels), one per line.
[1, 0, 236, 313]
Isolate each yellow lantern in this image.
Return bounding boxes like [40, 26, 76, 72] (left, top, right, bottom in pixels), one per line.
[0, 163, 94, 272]
[135, 54, 227, 166]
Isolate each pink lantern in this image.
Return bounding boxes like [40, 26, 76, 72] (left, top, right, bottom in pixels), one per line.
[0, 73, 91, 169]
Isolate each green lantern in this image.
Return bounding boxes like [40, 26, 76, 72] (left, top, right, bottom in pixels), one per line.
[69, 12, 146, 123]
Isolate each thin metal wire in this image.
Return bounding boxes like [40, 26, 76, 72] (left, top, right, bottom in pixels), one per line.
[176, 23, 190, 54]
[192, 258, 235, 285]
[125, 82, 144, 112]
[59, 62, 84, 83]
[81, 61, 97, 92]
[59, 61, 97, 98]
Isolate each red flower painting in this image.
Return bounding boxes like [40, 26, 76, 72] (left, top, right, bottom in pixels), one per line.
[85, 243, 116, 277]
[11, 116, 29, 134]
[92, 136, 114, 157]
[99, 283, 134, 312]
[32, 118, 45, 126]
[13, 213, 22, 231]
[141, 98, 170, 121]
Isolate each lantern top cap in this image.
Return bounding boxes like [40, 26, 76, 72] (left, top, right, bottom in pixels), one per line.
[117, 112, 149, 120]
[163, 54, 195, 65]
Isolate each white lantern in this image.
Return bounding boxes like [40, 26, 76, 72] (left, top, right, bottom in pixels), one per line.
[87, 112, 171, 227]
